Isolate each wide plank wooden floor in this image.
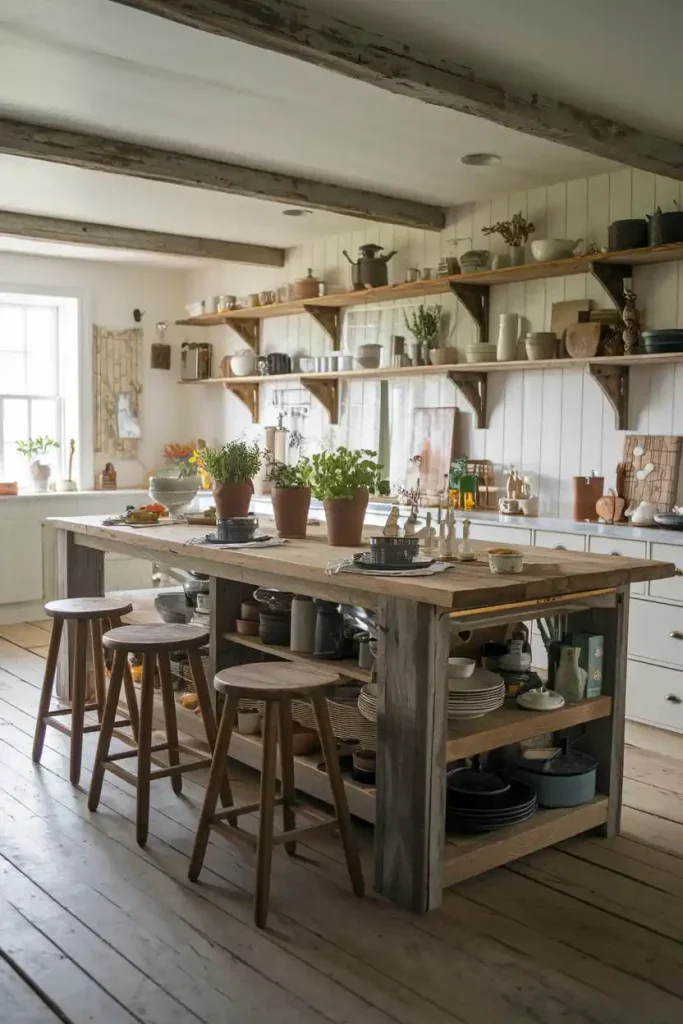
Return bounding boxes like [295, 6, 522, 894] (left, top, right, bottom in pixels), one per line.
[1, 618, 683, 1023]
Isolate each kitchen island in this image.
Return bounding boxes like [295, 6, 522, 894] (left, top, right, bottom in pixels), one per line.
[48, 514, 675, 912]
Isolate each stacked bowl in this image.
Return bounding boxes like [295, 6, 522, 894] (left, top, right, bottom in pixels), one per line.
[641, 330, 683, 354]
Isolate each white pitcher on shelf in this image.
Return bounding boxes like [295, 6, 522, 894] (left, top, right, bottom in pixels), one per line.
[496, 313, 519, 362]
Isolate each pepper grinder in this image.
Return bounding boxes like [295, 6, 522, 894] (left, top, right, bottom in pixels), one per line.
[437, 507, 447, 558]
[459, 518, 475, 561]
[446, 508, 458, 558]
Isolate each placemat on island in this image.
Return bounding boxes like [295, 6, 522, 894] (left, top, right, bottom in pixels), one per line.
[326, 558, 454, 577]
[185, 536, 287, 550]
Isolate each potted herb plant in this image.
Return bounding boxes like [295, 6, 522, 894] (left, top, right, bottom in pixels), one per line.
[16, 436, 60, 492]
[482, 210, 535, 266]
[404, 303, 443, 364]
[309, 447, 383, 546]
[267, 457, 312, 539]
[193, 441, 262, 519]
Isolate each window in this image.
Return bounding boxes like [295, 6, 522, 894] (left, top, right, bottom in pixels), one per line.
[0, 300, 62, 486]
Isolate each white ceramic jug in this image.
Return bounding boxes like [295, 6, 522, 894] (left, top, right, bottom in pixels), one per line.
[625, 500, 658, 525]
[497, 313, 519, 362]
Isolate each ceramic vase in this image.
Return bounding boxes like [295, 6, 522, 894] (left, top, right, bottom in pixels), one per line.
[509, 245, 525, 267]
[323, 488, 369, 546]
[271, 486, 311, 539]
[553, 646, 587, 704]
[29, 461, 51, 493]
[497, 313, 519, 362]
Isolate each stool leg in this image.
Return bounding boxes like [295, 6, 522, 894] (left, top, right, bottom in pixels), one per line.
[188, 649, 233, 807]
[157, 651, 182, 795]
[255, 701, 279, 929]
[88, 649, 126, 811]
[90, 617, 106, 722]
[110, 615, 139, 741]
[278, 699, 297, 855]
[188, 694, 239, 883]
[311, 693, 364, 898]
[136, 652, 155, 846]
[32, 617, 64, 764]
[69, 619, 88, 786]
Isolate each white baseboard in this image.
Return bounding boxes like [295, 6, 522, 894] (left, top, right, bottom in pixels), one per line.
[0, 601, 46, 625]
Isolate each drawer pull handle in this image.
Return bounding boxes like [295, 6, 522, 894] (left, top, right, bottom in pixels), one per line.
[554, 544, 567, 550]
[670, 631, 683, 640]
[666, 694, 683, 704]
[610, 550, 621, 556]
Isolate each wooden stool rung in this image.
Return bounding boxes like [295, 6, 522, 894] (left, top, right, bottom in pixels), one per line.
[104, 741, 169, 764]
[273, 819, 338, 845]
[82, 723, 103, 734]
[44, 702, 99, 718]
[103, 762, 137, 785]
[212, 797, 283, 822]
[149, 758, 213, 781]
[44, 719, 74, 738]
[211, 820, 258, 849]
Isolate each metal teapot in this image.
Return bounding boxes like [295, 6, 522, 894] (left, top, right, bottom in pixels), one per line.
[342, 243, 397, 290]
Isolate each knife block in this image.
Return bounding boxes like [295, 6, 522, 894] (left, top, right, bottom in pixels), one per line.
[573, 475, 604, 521]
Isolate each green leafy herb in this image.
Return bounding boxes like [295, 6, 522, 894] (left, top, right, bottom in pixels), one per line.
[266, 457, 311, 489]
[309, 447, 383, 500]
[449, 455, 469, 488]
[404, 303, 442, 347]
[482, 210, 535, 247]
[197, 441, 261, 484]
[15, 436, 60, 461]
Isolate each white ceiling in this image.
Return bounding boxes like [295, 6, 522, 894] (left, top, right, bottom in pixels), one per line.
[1, 0, 675, 265]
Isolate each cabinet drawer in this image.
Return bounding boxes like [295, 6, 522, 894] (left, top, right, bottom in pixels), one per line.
[626, 659, 683, 733]
[588, 536, 647, 595]
[649, 542, 683, 602]
[534, 530, 585, 552]
[469, 524, 532, 546]
[629, 600, 683, 668]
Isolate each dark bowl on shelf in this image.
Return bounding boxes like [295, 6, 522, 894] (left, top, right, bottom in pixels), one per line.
[642, 330, 683, 354]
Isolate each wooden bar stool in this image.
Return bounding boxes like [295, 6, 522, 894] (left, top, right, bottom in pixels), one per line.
[188, 661, 364, 928]
[88, 623, 231, 846]
[32, 597, 140, 787]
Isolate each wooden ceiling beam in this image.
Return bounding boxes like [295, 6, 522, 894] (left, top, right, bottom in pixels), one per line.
[0, 209, 285, 265]
[0, 117, 444, 232]
[111, 0, 683, 182]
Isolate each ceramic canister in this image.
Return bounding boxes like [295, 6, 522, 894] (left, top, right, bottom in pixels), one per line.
[290, 595, 317, 654]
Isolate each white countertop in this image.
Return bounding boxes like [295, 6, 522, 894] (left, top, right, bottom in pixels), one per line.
[0, 488, 147, 502]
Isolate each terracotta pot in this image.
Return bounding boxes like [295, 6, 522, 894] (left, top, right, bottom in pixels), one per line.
[323, 488, 369, 546]
[271, 486, 311, 539]
[212, 480, 253, 519]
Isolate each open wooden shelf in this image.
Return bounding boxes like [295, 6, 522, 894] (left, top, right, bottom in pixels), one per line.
[445, 695, 612, 762]
[442, 795, 609, 886]
[178, 351, 683, 430]
[223, 631, 372, 683]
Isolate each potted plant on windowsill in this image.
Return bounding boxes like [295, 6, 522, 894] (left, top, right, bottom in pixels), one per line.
[16, 436, 60, 492]
[192, 441, 262, 519]
[310, 447, 383, 546]
[267, 457, 312, 539]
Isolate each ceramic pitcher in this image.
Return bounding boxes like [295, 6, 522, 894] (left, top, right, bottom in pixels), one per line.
[554, 646, 587, 704]
[497, 313, 519, 362]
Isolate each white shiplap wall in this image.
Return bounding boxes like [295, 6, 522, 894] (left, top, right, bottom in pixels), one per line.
[182, 168, 683, 516]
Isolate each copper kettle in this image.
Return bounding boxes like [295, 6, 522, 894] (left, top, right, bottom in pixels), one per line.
[343, 243, 397, 290]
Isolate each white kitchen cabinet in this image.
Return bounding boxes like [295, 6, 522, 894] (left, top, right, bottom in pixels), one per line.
[588, 535, 647, 595]
[534, 530, 586, 552]
[649, 542, 683, 602]
[628, 598, 683, 669]
[0, 516, 43, 604]
[468, 524, 532, 546]
[626, 659, 683, 733]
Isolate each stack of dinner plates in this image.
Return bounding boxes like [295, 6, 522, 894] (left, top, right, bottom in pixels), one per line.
[447, 668, 506, 720]
[357, 684, 378, 723]
[446, 777, 537, 834]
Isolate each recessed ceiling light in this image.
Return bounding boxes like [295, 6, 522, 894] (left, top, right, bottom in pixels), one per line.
[282, 207, 313, 217]
[460, 153, 502, 167]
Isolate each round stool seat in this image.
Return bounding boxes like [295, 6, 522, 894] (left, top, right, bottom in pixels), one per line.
[103, 622, 209, 653]
[45, 597, 133, 620]
[214, 661, 340, 698]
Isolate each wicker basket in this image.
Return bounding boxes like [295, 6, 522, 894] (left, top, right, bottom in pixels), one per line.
[237, 694, 377, 750]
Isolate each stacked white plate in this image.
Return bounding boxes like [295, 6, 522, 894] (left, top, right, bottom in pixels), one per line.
[447, 668, 506, 720]
[357, 684, 378, 723]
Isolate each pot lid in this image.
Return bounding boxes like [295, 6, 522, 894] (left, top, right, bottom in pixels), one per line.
[358, 243, 384, 257]
[518, 739, 597, 777]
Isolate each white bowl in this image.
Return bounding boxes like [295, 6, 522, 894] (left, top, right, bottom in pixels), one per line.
[447, 656, 476, 678]
[531, 239, 580, 262]
[230, 352, 257, 376]
[464, 343, 497, 364]
[488, 549, 524, 574]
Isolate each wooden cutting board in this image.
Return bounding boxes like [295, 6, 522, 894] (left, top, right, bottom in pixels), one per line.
[622, 434, 681, 511]
[565, 322, 602, 358]
[551, 299, 591, 355]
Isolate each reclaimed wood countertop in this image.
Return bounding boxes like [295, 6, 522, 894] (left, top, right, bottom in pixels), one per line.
[47, 515, 676, 610]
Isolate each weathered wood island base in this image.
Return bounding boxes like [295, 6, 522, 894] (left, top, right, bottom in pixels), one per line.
[47, 515, 674, 913]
